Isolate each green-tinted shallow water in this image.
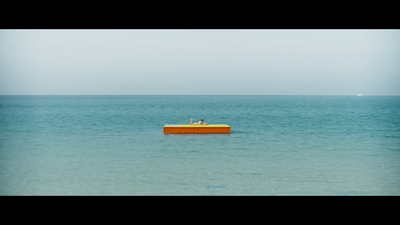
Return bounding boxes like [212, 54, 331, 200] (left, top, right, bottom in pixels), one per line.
[1, 95, 399, 195]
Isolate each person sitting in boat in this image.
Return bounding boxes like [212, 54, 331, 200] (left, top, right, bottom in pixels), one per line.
[190, 118, 204, 125]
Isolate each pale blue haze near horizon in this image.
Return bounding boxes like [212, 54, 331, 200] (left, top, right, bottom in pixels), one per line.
[0, 29, 399, 95]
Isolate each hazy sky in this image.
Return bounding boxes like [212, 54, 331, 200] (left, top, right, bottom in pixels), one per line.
[0, 29, 399, 95]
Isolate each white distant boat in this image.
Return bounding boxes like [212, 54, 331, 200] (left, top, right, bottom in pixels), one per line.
[357, 94, 362, 96]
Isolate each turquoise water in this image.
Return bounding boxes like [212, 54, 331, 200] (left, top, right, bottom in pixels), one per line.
[0, 95, 399, 195]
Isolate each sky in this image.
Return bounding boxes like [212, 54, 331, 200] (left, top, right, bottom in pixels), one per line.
[0, 29, 399, 95]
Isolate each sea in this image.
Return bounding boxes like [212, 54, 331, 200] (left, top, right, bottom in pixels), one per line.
[0, 95, 399, 195]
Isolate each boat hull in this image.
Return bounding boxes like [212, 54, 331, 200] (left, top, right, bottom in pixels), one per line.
[164, 124, 231, 134]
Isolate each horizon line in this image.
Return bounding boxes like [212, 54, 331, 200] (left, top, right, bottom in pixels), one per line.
[1, 94, 399, 96]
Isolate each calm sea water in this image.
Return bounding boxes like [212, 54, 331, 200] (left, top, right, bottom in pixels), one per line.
[0, 95, 399, 195]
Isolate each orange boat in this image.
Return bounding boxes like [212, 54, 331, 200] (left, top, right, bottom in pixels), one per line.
[164, 124, 231, 134]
